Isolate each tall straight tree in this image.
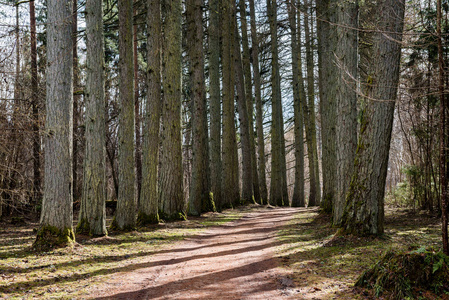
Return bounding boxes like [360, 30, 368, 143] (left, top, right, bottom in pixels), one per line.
[234, 20, 254, 204]
[77, 0, 107, 236]
[134, 2, 142, 205]
[187, 0, 213, 215]
[138, 0, 162, 225]
[209, 0, 223, 210]
[268, 0, 288, 206]
[30, 0, 41, 203]
[34, 0, 74, 248]
[437, 0, 448, 254]
[287, 0, 305, 207]
[239, 0, 261, 204]
[303, 0, 320, 206]
[317, 0, 337, 213]
[222, 0, 240, 207]
[249, 0, 268, 204]
[341, 0, 405, 235]
[113, 0, 136, 230]
[160, 0, 185, 219]
[72, 0, 81, 201]
[333, 0, 358, 226]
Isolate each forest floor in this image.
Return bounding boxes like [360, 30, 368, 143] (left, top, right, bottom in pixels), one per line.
[0, 204, 443, 299]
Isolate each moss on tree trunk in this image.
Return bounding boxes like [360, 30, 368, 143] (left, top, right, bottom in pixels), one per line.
[33, 225, 75, 251]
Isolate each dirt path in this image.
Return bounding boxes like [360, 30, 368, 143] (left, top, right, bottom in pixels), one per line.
[93, 206, 300, 299]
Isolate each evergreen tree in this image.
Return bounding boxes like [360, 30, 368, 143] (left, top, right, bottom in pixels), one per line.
[77, 0, 108, 236]
[34, 0, 74, 249]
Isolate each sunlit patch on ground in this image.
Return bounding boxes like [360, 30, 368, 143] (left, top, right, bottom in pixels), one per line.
[0, 209, 242, 299]
[276, 207, 442, 299]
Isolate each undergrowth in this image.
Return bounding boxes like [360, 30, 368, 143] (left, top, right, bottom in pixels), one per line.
[276, 207, 443, 299]
[356, 247, 449, 299]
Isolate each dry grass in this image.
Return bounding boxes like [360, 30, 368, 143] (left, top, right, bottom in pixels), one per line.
[0, 209, 242, 299]
[276, 207, 444, 299]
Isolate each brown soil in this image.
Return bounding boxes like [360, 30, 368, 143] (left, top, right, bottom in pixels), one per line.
[92, 206, 300, 299]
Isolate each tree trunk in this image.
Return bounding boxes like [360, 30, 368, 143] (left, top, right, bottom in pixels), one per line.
[77, 0, 107, 236]
[303, 0, 320, 206]
[221, 0, 240, 207]
[113, 0, 137, 230]
[234, 20, 254, 205]
[333, 0, 358, 226]
[34, 0, 74, 249]
[288, 0, 305, 207]
[317, 0, 336, 213]
[268, 0, 287, 206]
[134, 4, 142, 207]
[209, 0, 223, 210]
[239, 0, 261, 205]
[160, 0, 185, 219]
[187, 0, 214, 215]
[437, 0, 448, 255]
[341, 0, 405, 235]
[30, 0, 41, 205]
[249, 0, 268, 204]
[72, 0, 81, 202]
[139, 0, 162, 225]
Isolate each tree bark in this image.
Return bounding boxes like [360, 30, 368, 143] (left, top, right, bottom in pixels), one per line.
[268, 0, 287, 206]
[34, 0, 74, 248]
[72, 0, 81, 202]
[113, 0, 137, 230]
[139, 0, 162, 225]
[30, 0, 41, 205]
[437, 0, 448, 255]
[187, 0, 213, 215]
[317, 0, 336, 213]
[77, 0, 107, 236]
[134, 4, 142, 207]
[221, 0, 240, 207]
[249, 0, 268, 204]
[288, 0, 305, 207]
[234, 20, 254, 205]
[333, 0, 358, 226]
[239, 0, 261, 204]
[159, 0, 185, 219]
[303, 0, 320, 206]
[209, 0, 223, 210]
[341, 0, 405, 235]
